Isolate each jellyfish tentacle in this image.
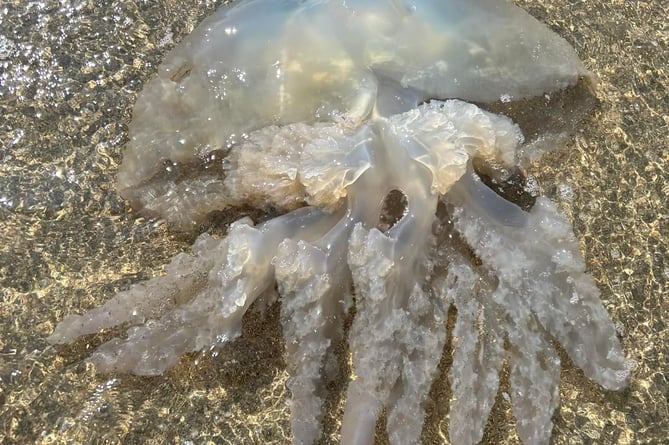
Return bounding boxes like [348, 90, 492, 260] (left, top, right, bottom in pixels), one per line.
[447, 174, 630, 391]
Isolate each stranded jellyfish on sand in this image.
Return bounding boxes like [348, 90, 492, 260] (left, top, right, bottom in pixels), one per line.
[48, 1, 632, 444]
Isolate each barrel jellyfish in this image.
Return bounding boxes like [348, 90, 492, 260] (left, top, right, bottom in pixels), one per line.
[48, 1, 632, 444]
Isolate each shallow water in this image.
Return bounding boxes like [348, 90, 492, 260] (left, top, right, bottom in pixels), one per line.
[0, 1, 666, 444]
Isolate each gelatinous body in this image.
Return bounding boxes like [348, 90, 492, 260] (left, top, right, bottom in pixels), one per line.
[49, 1, 630, 444]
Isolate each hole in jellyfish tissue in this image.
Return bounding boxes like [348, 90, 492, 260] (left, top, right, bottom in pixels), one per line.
[377, 189, 408, 233]
[170, 63, 193, 83]
[473, 158, 537, 212]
